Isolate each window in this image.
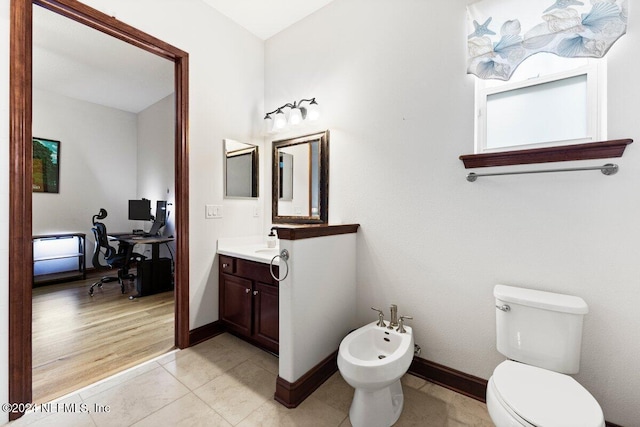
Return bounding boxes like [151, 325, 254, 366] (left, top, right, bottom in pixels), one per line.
[474, 55, 606, 154]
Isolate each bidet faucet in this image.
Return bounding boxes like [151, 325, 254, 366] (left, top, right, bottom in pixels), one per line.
[389, 304, 398, 329]
[371, 307, 386, 327]
[397, 315, 413, 334]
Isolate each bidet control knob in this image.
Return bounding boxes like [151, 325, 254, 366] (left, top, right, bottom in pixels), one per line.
[371, 307, 386, 327]
[397, 315, 413, 333]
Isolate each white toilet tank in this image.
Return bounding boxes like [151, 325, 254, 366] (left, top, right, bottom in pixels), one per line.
[494, 284, 589, 374]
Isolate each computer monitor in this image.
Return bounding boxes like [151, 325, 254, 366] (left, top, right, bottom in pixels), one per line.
[155, 200, 167, 225]
[128, 199, 152, 221]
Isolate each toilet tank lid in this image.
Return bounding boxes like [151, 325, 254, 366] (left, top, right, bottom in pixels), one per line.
[494, 285, 588, 314]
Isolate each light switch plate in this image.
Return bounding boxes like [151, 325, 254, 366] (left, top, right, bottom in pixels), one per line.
[205, 204, 223, 219]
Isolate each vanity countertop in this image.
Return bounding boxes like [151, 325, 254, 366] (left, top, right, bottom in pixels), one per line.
[217, 237, 280, 265]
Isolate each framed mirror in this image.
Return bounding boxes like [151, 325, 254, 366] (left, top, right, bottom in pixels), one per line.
[272, 130, 329, 224]
[224, 139, 259, 198]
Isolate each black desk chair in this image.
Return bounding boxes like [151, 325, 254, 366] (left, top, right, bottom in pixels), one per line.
[89, 208, 145, 296]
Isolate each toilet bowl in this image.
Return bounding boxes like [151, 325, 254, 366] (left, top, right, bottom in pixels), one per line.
[489, 285, 605, 427]
[486, 361, 604, 427]
[337, 321, 414, 427]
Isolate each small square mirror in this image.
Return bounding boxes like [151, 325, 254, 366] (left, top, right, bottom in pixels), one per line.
[224, 139, 259, 199]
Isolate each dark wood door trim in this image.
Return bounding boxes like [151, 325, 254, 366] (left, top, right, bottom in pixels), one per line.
[9, 0, 34, 420]
[9, 0, 190, 419]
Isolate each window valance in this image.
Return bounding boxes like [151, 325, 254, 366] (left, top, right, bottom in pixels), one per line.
[467, 0, 628, 80]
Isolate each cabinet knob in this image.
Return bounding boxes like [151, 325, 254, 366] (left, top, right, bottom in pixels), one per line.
[245, 288, 250, 293]
[222, 263, 229, 268]
[253, 290, 258, 296]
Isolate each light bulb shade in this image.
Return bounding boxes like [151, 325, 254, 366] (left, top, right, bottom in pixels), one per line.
[306, 101, 320, 121]
[273, 111, 287, 131]
[288, 107, 303, 126]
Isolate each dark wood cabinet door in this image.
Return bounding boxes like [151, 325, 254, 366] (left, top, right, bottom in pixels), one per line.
[220, 274, 252, 336]
[252, 281, 279, 353]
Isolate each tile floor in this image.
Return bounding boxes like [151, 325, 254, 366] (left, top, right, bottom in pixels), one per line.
[10, 333, 494, 426]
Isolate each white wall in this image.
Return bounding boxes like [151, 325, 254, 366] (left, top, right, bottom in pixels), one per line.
[3, 0, 638, 424]
[78, 0, 266, 330]
[32, 89, 138, 240]
[278, 233, 357, 382]
[265, 1, 640, 425]
[0, 0, 264, 421]
[137, 93, 176, 259]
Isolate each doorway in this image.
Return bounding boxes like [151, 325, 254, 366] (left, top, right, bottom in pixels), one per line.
[9, 0, 190, 420]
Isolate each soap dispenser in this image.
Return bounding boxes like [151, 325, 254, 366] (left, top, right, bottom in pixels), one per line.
[266, 228, 277, 248]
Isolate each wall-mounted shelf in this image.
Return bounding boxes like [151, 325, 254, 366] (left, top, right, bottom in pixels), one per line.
[33, 233, 86, 286]
[459, 139, 633, 169]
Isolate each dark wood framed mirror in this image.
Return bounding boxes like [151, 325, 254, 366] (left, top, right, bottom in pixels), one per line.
[272, 130, 329, 224]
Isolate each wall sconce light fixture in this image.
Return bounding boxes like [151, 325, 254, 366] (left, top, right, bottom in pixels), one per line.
[264, 98, 319, 134]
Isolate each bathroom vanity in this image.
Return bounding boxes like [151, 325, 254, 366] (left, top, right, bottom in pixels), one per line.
[217, 223, 359, 408]
[218, 254, 279, 354]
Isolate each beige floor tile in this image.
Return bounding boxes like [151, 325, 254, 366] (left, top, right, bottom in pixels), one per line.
[155, 350, 179, 366]
[194, 360, 276, 425]
[237, 396, 347, 427]
[78, 361, 162, 401]
[209, 333, 265, 357]
[11, 332, 493, 427]
[312, 372, 355, 414]
[162, 349, 230, 390]
[163, 334, 265, 390]
[394, 385, 449, 427]
[249, 349, 280, 376]
[401, 373, 428, 390]
[132, 393, 232, 427]
[17, 410, 96, 427]
[446, 404, 494, 427]
[83, 366, 190, 427]
[419, 382, 460, 405]
[450, 394, 493, 423]
[8, 394, 93, 427]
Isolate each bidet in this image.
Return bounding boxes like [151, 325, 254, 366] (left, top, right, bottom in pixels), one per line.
[338, 320, 414, 427]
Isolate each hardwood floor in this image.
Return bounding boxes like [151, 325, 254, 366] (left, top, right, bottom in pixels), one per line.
[32, 272, 175, 404]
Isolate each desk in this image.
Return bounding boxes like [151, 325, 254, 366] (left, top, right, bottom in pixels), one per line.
[110, 234, 174, 297]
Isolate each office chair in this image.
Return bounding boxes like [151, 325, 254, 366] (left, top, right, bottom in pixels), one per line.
[89, 208, 145, 296]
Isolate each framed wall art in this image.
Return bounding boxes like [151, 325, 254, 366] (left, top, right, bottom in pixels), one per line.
[32, 137, 60, 193]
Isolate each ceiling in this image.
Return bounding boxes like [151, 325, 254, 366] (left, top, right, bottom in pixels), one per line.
[32, 0, 336, 113]
[33, 6, 174, 113]
[201, 0, 336, 40]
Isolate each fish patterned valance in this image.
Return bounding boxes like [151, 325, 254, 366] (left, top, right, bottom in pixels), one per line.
[467, 0, 628, 80]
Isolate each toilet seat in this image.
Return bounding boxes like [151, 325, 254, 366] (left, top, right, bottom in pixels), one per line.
[493, 361, 604, 427]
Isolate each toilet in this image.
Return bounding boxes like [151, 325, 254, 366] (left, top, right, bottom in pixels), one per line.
[337, 320, 414, 427]
[487, 284, 605, 427]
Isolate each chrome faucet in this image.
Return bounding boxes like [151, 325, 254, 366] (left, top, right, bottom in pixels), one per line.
[397, 315, 413, 333]
[388, 304, 398, 329]
[371, 307, 386, 327]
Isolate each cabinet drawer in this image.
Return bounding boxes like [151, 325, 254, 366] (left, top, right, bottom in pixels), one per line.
[219, 255, 236, 274]
[236, 258, 278, 286]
